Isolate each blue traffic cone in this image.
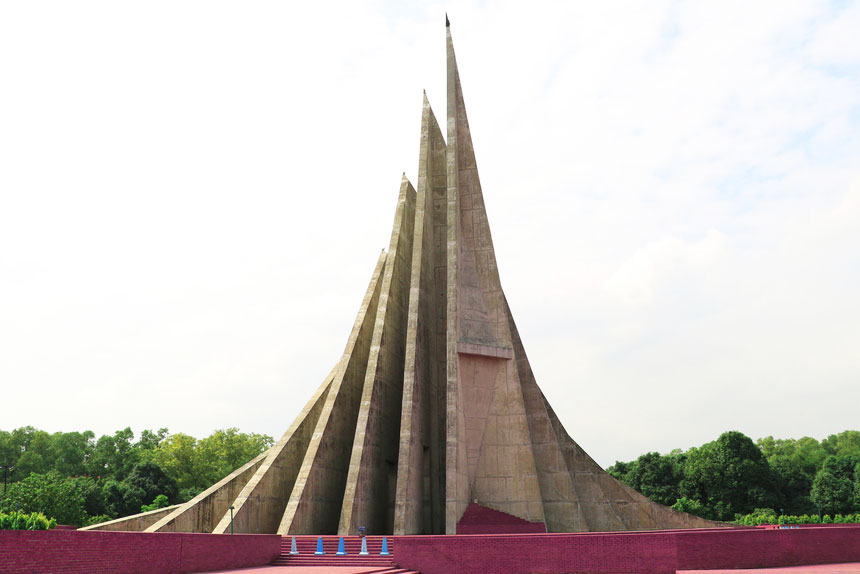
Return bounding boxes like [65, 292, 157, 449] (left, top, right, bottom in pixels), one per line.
[290, 536, 299, 555]
[314, 536, 325, 555]
[336, 537, 347, 556]
[380, 536, 390, 556]
[359, 536, 369, 555]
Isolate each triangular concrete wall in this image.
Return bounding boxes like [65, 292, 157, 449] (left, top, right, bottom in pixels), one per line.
[89, 23, 721, 536]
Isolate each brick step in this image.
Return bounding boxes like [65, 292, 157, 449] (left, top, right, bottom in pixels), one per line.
[281, 542, 392, 552]
[271, 558, 394, 569]
[280, 548, 390, 554]
[274, 556, 394, 568]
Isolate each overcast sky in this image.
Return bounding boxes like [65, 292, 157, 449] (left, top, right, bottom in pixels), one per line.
[1, 1, 858, 468]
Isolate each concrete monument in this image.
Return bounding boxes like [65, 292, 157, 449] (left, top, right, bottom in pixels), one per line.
[84, 22, 718, 536]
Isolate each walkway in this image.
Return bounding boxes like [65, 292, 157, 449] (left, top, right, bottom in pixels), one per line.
[209, 567, 413, 574]
[679, 563, 860, 573]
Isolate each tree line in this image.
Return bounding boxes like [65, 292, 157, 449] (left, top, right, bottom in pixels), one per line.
[0, 426, 273, 526]
[607, 430, 860, 522]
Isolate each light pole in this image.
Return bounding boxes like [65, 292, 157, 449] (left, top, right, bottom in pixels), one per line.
[229, 505, 234, 534]
[0, 465, 14, 496]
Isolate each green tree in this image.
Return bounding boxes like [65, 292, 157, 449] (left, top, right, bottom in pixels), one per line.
[0, 472, 87, 525]
[151, 433, 199, 490]
[101, 479, 140, 518]
[196, 428, 273, 485]
[141, 494, 170, 512]
[757, 435, 827, 479]
[135, 428, 169, 460]
[811, 455, 860, 514]
[769, 455, 814, 514]
[124, 461, 178, 506]
[151, 429, 272, 492]
[822, 431, 860, 459]
[87, 428, 139, 481]
[609, 451, 684, 507]
[680, 431, 778, 520]
[49, 431, 95, 477]
[11, 428, 52, 479]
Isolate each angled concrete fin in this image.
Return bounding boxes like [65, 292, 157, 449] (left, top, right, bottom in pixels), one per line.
[278, 250, 388, 534]
[144, 452, 268, 533]
[104, 23, 726, 536]
[339, 176, 417, 535]
[210, 371, 334, 534]
[81, 504, 182, 532]
[394, 96, 448, 535]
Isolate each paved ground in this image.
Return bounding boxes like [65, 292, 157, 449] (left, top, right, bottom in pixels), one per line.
[679, 563, 860, 573]
[205, 562, 860, 574]
[208, 567, 403, 574]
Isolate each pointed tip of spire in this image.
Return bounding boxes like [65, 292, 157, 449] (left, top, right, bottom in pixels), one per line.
[446, 13, 450, 28]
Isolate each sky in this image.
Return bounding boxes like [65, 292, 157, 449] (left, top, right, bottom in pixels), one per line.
[1, 1, 858, 468]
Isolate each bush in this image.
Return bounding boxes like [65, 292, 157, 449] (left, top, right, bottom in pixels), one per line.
[140, 494, 170, 513]
[735, 508, 778, 525]
[0, 510, 56, 530]
[734, 512, 860, 525]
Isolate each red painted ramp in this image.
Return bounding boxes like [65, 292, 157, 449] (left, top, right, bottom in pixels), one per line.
[455, 502, 547, 534]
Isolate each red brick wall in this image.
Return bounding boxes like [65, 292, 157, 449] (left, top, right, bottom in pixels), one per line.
[0, 529, 281, 574]
[393, 526, 860, 574]
[675, 526, 860, 571]
[394, 531, 679, 574]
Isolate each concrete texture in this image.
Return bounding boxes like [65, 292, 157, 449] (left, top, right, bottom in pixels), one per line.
[339, 176, 416, 535]
[99, 23, 723, 536]
[393, 94, 448, 536]
[78, 504, 182, 532]
[211, 372, 333, 534]
[278, 251, 388, 535]
[145, 453, 266, 533]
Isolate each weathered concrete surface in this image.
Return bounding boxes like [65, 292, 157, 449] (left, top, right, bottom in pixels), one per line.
[79, 504, 182, 532]
[444, 24, 470, 537]
[393, 95, 448, 535]
[278, 251, 387, 535]
[146, 452, 268, 533]
[211, 373, 333, 534]
[100, 23, 724, 535]
[339, 176, 416, 535]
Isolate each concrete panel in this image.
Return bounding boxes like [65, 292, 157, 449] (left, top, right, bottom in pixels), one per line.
[278, 251, 388, 535]
[394, 95, 447, 535]
[339, 176, 416, 535]
[144, 452, 267, 533]
[97, 24, 728, 537]
[541, 391, 719, 530]
[79, 504, 182, 532]
[210, 372, 333, 534]
[504, 298, 587, 532]
[444, 25, 469, 534]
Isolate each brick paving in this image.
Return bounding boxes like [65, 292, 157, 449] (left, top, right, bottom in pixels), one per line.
[679, 562, 860, 573]
[208, 567, 414, 574]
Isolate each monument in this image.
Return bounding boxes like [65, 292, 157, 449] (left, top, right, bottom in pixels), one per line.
[85, 22, 718, 536]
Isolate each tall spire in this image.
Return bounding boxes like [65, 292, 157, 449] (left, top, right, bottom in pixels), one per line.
[84, 22, 722, 538]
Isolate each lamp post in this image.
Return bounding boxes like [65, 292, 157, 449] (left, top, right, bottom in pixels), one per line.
[229, 505, 234, 534]
[0, 465, 13, 496]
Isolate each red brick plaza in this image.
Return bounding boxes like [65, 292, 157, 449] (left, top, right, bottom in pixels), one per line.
[3, 524, 860, 574]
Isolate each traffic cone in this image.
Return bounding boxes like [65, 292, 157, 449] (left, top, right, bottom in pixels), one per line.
[290, 536, 298, 555]
[314, 536, 325, 555]
[359, 536, 369, 556]
[336, 537, 347, 555]
[380, 537, 390, 556]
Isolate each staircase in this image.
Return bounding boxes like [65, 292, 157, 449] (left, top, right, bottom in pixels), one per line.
[272, 535, 418, 572]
